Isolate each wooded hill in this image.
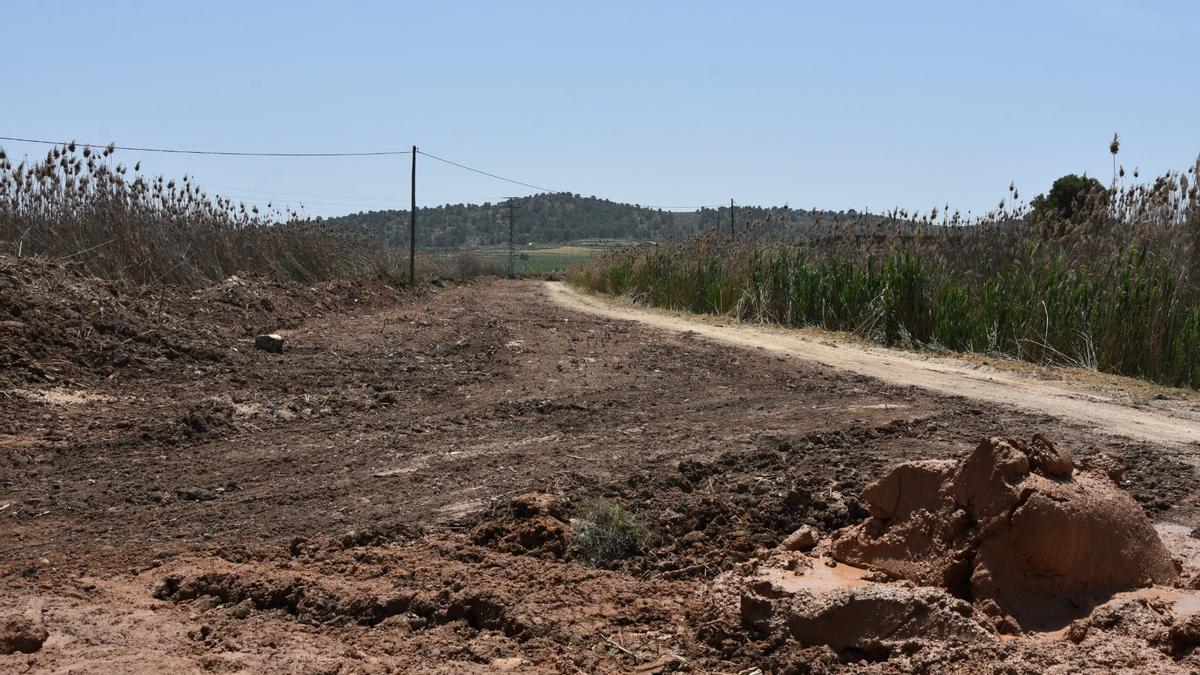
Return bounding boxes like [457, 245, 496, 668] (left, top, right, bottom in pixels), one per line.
[324, 193, 860, 248]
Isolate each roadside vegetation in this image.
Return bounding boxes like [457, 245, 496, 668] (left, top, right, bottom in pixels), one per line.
[571, 146, 1200, 389]
[0, 143, 399, 286]
[0, 143, 622, 286]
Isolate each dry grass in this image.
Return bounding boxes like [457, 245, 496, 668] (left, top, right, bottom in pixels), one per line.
[572, 502, 654, 565]
[0, 142, 400, 286]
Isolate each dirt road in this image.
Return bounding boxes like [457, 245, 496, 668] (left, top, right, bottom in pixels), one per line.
[3, 265, 1199, 672]
[548, 282, 1200, 449]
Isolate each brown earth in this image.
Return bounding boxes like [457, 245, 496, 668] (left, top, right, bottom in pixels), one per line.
[3, 255, 1200, 672]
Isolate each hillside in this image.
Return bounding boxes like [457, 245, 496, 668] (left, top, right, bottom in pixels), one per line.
[325, 193, 854, 248]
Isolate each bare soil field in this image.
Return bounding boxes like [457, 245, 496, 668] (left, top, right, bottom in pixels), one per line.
[3, 255, 1200, 673]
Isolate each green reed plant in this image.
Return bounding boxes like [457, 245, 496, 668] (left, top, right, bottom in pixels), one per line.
[570, 151, 1200, 388]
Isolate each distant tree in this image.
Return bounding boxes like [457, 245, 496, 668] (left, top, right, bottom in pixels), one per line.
[1030, 174, 1108, 222]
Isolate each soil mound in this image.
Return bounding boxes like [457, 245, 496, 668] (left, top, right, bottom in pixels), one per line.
[0, 254, 403, 384]
[0, 255, 225, 383]
[705, 435, 1194, 666]
[0, 614, 48, 654]
[832, 435, 1178, 629]
[470, 492, 571, 558]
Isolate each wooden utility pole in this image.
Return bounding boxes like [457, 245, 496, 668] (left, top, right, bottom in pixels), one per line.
[506, 197, 518, 278]
[730, 198, 735, 237]
[409, 145, 417, 286]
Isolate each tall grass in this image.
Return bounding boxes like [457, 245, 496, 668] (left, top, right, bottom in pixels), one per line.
[0, 143, 395, 286]
[571, 154, 1200, 388]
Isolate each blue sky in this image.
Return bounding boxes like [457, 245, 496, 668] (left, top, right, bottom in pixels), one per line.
[4, 1, 1198, 218]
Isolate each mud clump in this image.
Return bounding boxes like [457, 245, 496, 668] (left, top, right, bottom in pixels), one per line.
[832, 435, 1177, 629]
[705, 555, 996, 661]
[470, 492, 572, 558]
[779, 585, 990, 654]
[0, 614, 48, 654]
[510, 491, 567, 520]
[154, 563, 529, 637]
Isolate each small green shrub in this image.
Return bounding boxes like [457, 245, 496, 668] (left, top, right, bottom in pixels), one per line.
[572, 502, 653, 564]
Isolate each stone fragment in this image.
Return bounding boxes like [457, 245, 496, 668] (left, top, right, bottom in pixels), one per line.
[176, 487, 217, 502]
[254, 334, 284, 354]
[779, 525, 819, 552]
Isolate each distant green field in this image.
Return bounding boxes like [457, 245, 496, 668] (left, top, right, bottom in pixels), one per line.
[430, 241, 635, 275]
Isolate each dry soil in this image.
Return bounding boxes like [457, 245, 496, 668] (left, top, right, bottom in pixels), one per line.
[3, 259, 1200, 673]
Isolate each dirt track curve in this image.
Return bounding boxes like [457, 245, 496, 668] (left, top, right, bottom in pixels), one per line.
[548, 282, 1200, 450]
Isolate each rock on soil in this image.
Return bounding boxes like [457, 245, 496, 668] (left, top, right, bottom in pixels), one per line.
[254, 334, 284, 354]
[0, 614, 48, 654]
[832, 435, 1177, 629]
[778, 525, 818, 552]
[176, 487, 218, 502]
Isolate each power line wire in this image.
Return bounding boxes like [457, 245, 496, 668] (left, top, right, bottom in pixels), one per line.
[204, 184, 405, 203]
[418, 149, 723, 211]
[3, 134, 732, 211]
[417, 150, 557, 193]
[0, 135, 412, 157]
